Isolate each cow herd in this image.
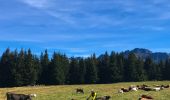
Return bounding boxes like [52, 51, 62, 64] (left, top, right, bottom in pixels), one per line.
[4, 84, 169, 100]
[74, 84, 169, 100]
[118, 84, 169, 93]
[118, 84, 170, 100]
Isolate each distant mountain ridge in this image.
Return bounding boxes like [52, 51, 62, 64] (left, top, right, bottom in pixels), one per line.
[123, 48, 170, 62]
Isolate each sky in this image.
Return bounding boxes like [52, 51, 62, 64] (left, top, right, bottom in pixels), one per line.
[1, 0, 170, 57]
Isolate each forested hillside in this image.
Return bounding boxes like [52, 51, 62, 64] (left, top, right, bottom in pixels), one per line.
[0, 48, 170, 87]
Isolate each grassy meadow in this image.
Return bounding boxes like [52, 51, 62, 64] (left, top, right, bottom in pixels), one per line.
[0, 81, 170, 100]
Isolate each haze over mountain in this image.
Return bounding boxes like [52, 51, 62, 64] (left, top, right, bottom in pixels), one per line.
[124, 48, 170, 62]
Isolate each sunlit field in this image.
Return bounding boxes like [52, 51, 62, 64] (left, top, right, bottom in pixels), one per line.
[0, 81, 170, 100]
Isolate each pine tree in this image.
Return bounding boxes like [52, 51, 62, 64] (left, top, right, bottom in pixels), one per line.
[116, 53, 124, 82]
[78, 58, 86, 84]
[98, 52, 110, 83]
[164, 59, 170, 80]
[85, 54, 98, 84]
[124, 53, 137, 81]
[135, 59, 147, 81]
[22, 49, 38, 85]
[0, 48, 15, 87]
[156, 61, 164, 80]
[144, 57, 156, 80]
[13, 49, 25, 86]
[67, 57, 80, 84]
[109, 52, 120, 82]
[39, 50, 50, 84]
[49, 52, 68, 85]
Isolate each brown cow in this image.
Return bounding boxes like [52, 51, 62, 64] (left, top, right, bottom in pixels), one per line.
[161, 85, 169, 88]
[120, 88, 129, 92]
[139, 95, 153, 100]
[76, 88, 84, 94]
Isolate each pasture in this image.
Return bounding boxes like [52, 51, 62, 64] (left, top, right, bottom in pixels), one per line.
[0, 81, 170, 100]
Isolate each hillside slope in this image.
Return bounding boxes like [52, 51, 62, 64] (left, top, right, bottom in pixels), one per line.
[0, 81, 170, 100]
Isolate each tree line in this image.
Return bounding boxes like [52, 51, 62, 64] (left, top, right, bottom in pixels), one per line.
[0, 48, 170, 87]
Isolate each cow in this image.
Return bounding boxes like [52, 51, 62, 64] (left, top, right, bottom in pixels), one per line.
[76, 88, 84, 94]
[129, 85, 138, 91]
[118, 89, 124, 93]
[142, 87, 153, 91]
[137, 84, 149, 90]
[152, 87, 163, 91]
[138, 94, 153, 100]
[29, 94, 36, 98]
[161, 85, 169, 88]
[6, 92, 32, 100]
[96, 96, 111, 100]
[120, 88, 129, 92]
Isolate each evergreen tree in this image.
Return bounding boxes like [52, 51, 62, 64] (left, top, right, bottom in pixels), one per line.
[164, 59, 170, 80]
[67, 57, 80, 84]
[156, 61, 164, 80]
[135, 59, 147, 81]
[144, 57, 156, 80]
[22, 49, 38, 85]
[13, 49, 25, 86]
[39, 50, 50, 84]
[97, 52, 110, 83]
[116, 53, 124, 82]
[49, 52, 68, 85]
[124, 53, 137, 81]
[0, 48, 15, 87]
[78, 58, 86, 84]
[85, 54, 98, 84]
[109, 52, 121, 82]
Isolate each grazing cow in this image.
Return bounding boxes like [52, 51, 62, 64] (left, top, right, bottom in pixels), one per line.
[96, 96, 111, 100]
[139, 95, 153, 100]
[161, 85, 169, 88]
[142, 87, 153, 91]
[76, 88, 84, 94]
[118, 89, 124, 93]
[29, 94, 36, 98]
[6, 92, 32, 100]
[152, 87, 163, 91]
[120, 88, 129, 92]
[129, 85, 138, 91]
[137, 84, 148, 90]
[131, 87, 138, 91]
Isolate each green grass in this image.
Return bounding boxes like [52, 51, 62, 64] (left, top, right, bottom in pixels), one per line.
[0, 81, 170, 100]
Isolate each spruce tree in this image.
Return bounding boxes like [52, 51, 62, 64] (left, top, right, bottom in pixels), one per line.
[78, 58, 86, 84]
[67, 57, 80, 84]
[39, 50, 50, 84]
[144, 57, 156, 80]
[109, 52, 120, 82]
[164, 59, 170, 80]
[98, 52, 110, 83]
[124, 53, 137, 81]
[135, 59, 147, 81]
[49, 52, 68, 85]
[0, 48, 14, 87]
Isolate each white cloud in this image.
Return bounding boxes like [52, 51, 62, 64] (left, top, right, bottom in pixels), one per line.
[19, 0, 50, 8]
[17, 0, 170, 29]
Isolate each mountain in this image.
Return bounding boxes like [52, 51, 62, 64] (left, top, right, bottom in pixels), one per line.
[123, 48, 170, 62]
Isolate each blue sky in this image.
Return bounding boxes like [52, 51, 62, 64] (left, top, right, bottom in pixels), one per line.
[1, 0, 170, 57]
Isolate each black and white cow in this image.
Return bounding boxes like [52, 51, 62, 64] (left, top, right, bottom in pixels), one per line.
[6, 92, 33, 100]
